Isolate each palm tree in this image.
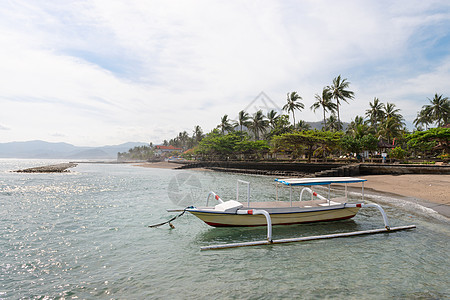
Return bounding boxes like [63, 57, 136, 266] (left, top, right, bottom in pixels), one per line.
[413, 109, 433, 130]
[296, 120, 311, 131]
[422, 93, 450, 127]
[310, 87, 336, 130]
[346, 116, 368, 139]
[328, 75, 354, 130]
[235, 110, 251, 132]
[383, 102, 403, 123]
[283, 92, 304, 127]
[325, 114, 341, 132]
[193, 125, 204, 144]
[218, 114, 234, 135]
[178, 131, 189, 149]
[266, 110, 279, 129]
[249, 110, 269, 140]
[378, 117, 404, 144]
[365, 97, 384, 132]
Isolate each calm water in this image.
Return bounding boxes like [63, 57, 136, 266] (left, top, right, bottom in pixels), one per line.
[0, 159, 449, 299]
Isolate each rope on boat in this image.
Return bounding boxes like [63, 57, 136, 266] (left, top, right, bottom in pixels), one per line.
[148, 207, 192, 228]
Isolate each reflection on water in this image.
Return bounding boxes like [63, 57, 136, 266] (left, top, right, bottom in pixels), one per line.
[0, 160, 448, 299]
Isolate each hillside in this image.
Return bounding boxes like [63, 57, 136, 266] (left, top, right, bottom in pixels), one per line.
[0, 140, 148, 159]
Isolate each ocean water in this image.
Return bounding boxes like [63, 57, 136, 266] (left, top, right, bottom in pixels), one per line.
[0, 159, 449, 299]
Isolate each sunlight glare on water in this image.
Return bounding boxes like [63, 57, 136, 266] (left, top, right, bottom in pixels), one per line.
[0, 160, 449, 299]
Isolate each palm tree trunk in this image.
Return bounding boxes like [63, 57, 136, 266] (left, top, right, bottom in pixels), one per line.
[323, 108, 326, 130]
[336, 101, 340, 131]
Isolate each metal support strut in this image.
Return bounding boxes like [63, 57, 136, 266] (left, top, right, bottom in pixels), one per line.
[237, 209, 272, 242]
[345, 203, 390, 230]
[236, 180, 251, 207]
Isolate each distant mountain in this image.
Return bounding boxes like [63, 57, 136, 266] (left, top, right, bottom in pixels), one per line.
[0, 140, 148, 159]
[306, 121, 349, 131]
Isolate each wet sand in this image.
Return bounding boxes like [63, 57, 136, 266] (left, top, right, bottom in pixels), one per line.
[359, 174, 450, 218]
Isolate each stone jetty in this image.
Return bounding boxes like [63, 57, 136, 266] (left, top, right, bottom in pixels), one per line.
[15, 163, 78, 173]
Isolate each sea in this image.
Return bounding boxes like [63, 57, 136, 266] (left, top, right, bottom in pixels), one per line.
[1, 159, 449, 299]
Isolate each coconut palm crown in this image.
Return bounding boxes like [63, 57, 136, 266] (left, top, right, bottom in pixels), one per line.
[422, 93, 450, 127]
[266, 110, 280, 129]
[365, 97, 384, 132]
[383, 102, 404, 125]
[311, 87, 336, 130]
[218, 114, 234, 135]
[235, 110, 251, 132]
[283, 92, 304, 127]
[328, 75, 354, 130]
[249, 110, 269, 140]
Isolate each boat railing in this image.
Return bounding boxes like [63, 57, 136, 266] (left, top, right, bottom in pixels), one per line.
[299, 187, 328, 202]
[236, 180, 250, 206]
[206, 191, 224, 206]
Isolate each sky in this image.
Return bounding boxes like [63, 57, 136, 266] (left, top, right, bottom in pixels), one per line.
[0, 0, 449, 146]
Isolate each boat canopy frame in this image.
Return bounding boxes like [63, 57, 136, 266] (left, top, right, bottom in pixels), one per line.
[275, 177, 367, 206]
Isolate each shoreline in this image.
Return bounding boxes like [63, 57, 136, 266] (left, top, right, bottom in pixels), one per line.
[134, 161, 179, 169]
[134, 161, 211, 172]
[359, 174, 450, 219]
[135, 162, 449, 218]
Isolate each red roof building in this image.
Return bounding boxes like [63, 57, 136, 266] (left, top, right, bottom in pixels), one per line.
[154, 145, 183, 156]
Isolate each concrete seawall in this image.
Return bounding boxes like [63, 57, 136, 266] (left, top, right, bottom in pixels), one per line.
[178, 161, 347, 177]
[359, 163, 450, 175]
[179, 161, 450, 177]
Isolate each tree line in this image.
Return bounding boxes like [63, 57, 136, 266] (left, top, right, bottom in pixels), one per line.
[118, 75, 449, 162]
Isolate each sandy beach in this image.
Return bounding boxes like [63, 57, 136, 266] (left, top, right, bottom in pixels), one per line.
[135, 161, 180, 169]
[359, 174, 450, 218]
[359, 174, 449, 205]
[136, 162, 449, 218]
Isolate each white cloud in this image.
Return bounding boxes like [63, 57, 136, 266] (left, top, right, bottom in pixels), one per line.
[0, 0, 449, 145]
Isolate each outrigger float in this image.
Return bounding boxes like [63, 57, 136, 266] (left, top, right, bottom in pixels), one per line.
[165, 177, 416, 250]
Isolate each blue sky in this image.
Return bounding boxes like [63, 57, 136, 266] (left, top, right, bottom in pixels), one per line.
[0, 0, 449, 146]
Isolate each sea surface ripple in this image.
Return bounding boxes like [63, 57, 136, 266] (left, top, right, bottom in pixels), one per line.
[0, 159, 449, 299]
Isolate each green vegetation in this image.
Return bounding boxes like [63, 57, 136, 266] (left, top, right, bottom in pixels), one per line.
[272, 130, 343, 162]
[195, 130, 269, 160]
[118, 75, 449, 163]
[406, 127, 450, 158]
[117, 145, 155, 161]
[390, 146, 407, 160]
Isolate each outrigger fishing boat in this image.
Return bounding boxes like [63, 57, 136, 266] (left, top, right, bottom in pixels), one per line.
[162, 177, 416, 250]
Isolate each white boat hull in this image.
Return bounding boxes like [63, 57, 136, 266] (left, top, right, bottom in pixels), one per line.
[187, 205, 360, 227]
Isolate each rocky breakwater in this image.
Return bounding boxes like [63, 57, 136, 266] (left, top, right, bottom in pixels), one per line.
[15, 163, 78, 173]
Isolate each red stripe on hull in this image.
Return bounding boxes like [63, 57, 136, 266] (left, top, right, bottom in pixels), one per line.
[204, 214, 356, 227]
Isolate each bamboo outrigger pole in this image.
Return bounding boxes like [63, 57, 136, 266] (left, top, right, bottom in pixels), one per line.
[201, 225, 416, 250]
